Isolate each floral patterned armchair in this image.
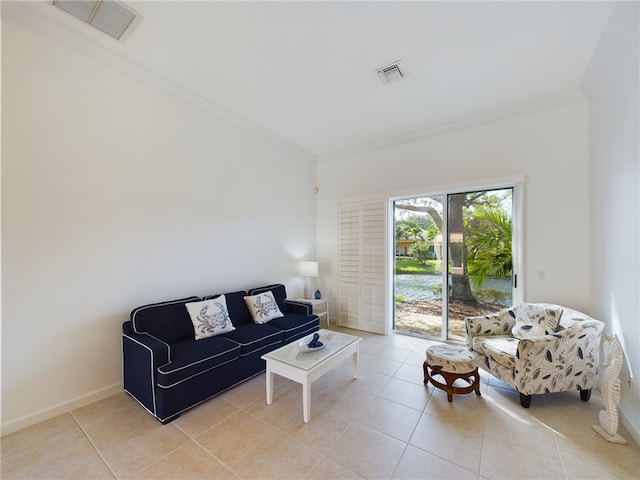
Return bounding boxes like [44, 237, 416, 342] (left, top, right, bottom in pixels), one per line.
[465, 303, 604, 408]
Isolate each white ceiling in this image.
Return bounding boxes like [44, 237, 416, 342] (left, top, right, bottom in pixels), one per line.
[3, 1, 616, 160]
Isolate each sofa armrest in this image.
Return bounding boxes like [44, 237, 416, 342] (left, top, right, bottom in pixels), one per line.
[514, 320, 604, 395]
[465, 307, 517, 348]
[284, 300, 312, 315]
[122, 322, 171, 416]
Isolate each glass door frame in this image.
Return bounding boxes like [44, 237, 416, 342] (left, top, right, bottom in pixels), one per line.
[388, 178, 524, 341]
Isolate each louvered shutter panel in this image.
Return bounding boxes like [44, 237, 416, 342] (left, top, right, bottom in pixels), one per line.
[339, 202, 361, 329]
[361, 201, 386, 332]
[338, 200, 386, 334]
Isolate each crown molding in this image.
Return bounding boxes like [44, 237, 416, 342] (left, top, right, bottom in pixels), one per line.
[2, 1, 317, 163]
[317, 90, 588, 163]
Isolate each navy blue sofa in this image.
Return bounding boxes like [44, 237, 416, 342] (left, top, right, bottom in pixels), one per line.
[122, 283, 319, 423]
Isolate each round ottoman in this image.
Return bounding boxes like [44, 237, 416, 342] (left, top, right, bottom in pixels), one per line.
[423, 345, 481, 402]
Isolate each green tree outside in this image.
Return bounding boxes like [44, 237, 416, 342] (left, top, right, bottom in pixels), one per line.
[396, 190, 513, 304]
[466, 207, 513, 287]
[408, 241, 431, 264]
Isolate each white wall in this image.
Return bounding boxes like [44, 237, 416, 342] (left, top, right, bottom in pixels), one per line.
[1, 21, 317, 433]
[317, 101, 591, 315]
[582, 2, 640, 444]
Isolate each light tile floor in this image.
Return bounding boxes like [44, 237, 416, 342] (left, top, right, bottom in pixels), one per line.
[2, 327, 639, 479]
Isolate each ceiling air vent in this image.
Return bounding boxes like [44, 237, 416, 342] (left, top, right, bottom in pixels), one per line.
[376, 60, 409, 84]
[52, 0, 137, 40]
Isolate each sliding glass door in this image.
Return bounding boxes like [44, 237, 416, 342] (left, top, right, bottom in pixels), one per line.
[393, 185, 518, 341]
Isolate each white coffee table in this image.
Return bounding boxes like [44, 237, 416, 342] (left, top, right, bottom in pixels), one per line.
[261, 330, 361, 423]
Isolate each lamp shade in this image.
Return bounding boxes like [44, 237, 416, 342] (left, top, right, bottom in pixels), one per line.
[298, 261, 318, 277]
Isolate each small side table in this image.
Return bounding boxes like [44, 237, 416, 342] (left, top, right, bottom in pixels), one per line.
[294, 298, 329, 327]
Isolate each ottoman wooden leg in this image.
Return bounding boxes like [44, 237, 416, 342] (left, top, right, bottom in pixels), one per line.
[472, 368, 481, 396]
[425, 363, 481, 402]
[423, 360, 431, 385]
[439, 369, 457, 402]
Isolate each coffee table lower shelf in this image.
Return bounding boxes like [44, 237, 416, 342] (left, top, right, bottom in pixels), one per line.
[261, 330, 361, 423]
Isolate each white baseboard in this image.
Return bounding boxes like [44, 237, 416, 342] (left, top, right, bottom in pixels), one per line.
[619, 404, 640, 446]
[1, 383, 122, 436]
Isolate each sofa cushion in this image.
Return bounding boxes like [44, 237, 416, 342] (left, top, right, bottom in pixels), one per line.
[185, 296, 236, 340]
[473, 336, 518, 370]
[157, 336, 241, 388]
[220, 323, 283, 356]
[244, 291, 284, 324]
[267, 313, 319, 341]
[203, 291, 253, 326]
[131, 296, 200, 343]
[512, 303, 563, 339]
[248, 284, 287, 313]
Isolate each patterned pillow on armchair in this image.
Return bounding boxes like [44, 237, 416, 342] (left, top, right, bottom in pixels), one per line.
[512, 303, 563, 339]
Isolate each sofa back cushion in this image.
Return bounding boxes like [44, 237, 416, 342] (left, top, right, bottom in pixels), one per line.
[131, 296, 200, 343]
[203, 290, 252, 326]
[248, 284, 287, 312]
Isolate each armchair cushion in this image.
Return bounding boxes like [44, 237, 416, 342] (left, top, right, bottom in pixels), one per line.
[473, 336, 518, 370]
[512, 303, 563, 339]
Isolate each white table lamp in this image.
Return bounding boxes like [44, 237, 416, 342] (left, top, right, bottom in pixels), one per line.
[298, 261, 318, 299]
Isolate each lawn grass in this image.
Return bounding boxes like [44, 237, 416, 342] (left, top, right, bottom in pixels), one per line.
[395, 257, 442, 274]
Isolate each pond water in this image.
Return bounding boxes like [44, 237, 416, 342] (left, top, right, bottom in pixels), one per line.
[394, 274, 511, 306]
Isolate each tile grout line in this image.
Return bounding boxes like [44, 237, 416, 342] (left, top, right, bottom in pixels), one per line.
[412, 350, 485, 478]
[476, 389, 489, 480]
[224, 406, 305, 478]
[545, 396, 570, 480]
[387, 381, 427, 480]
[69, 410, 119, 480]
[173, 403, 255, 477]
[316, 337, 411, 479]
[189, 435, 243, 478]
[129, 408, 245, 479]
[73, 405, 194, 480]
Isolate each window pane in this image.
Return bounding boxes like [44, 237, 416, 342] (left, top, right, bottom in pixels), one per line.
[393, 195, 444, 337]
[447, 188, 513, 341]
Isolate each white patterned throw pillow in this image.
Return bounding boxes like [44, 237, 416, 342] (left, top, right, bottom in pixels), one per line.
[185, 296, 235, 340]
[512, 302, 563, 339]
[244, 291, 284, 324]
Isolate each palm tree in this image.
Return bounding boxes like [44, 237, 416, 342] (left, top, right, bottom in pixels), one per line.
[466, 208, 512, 287]
[409, 226, 424, 241]
[395, 223, 410, 240]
